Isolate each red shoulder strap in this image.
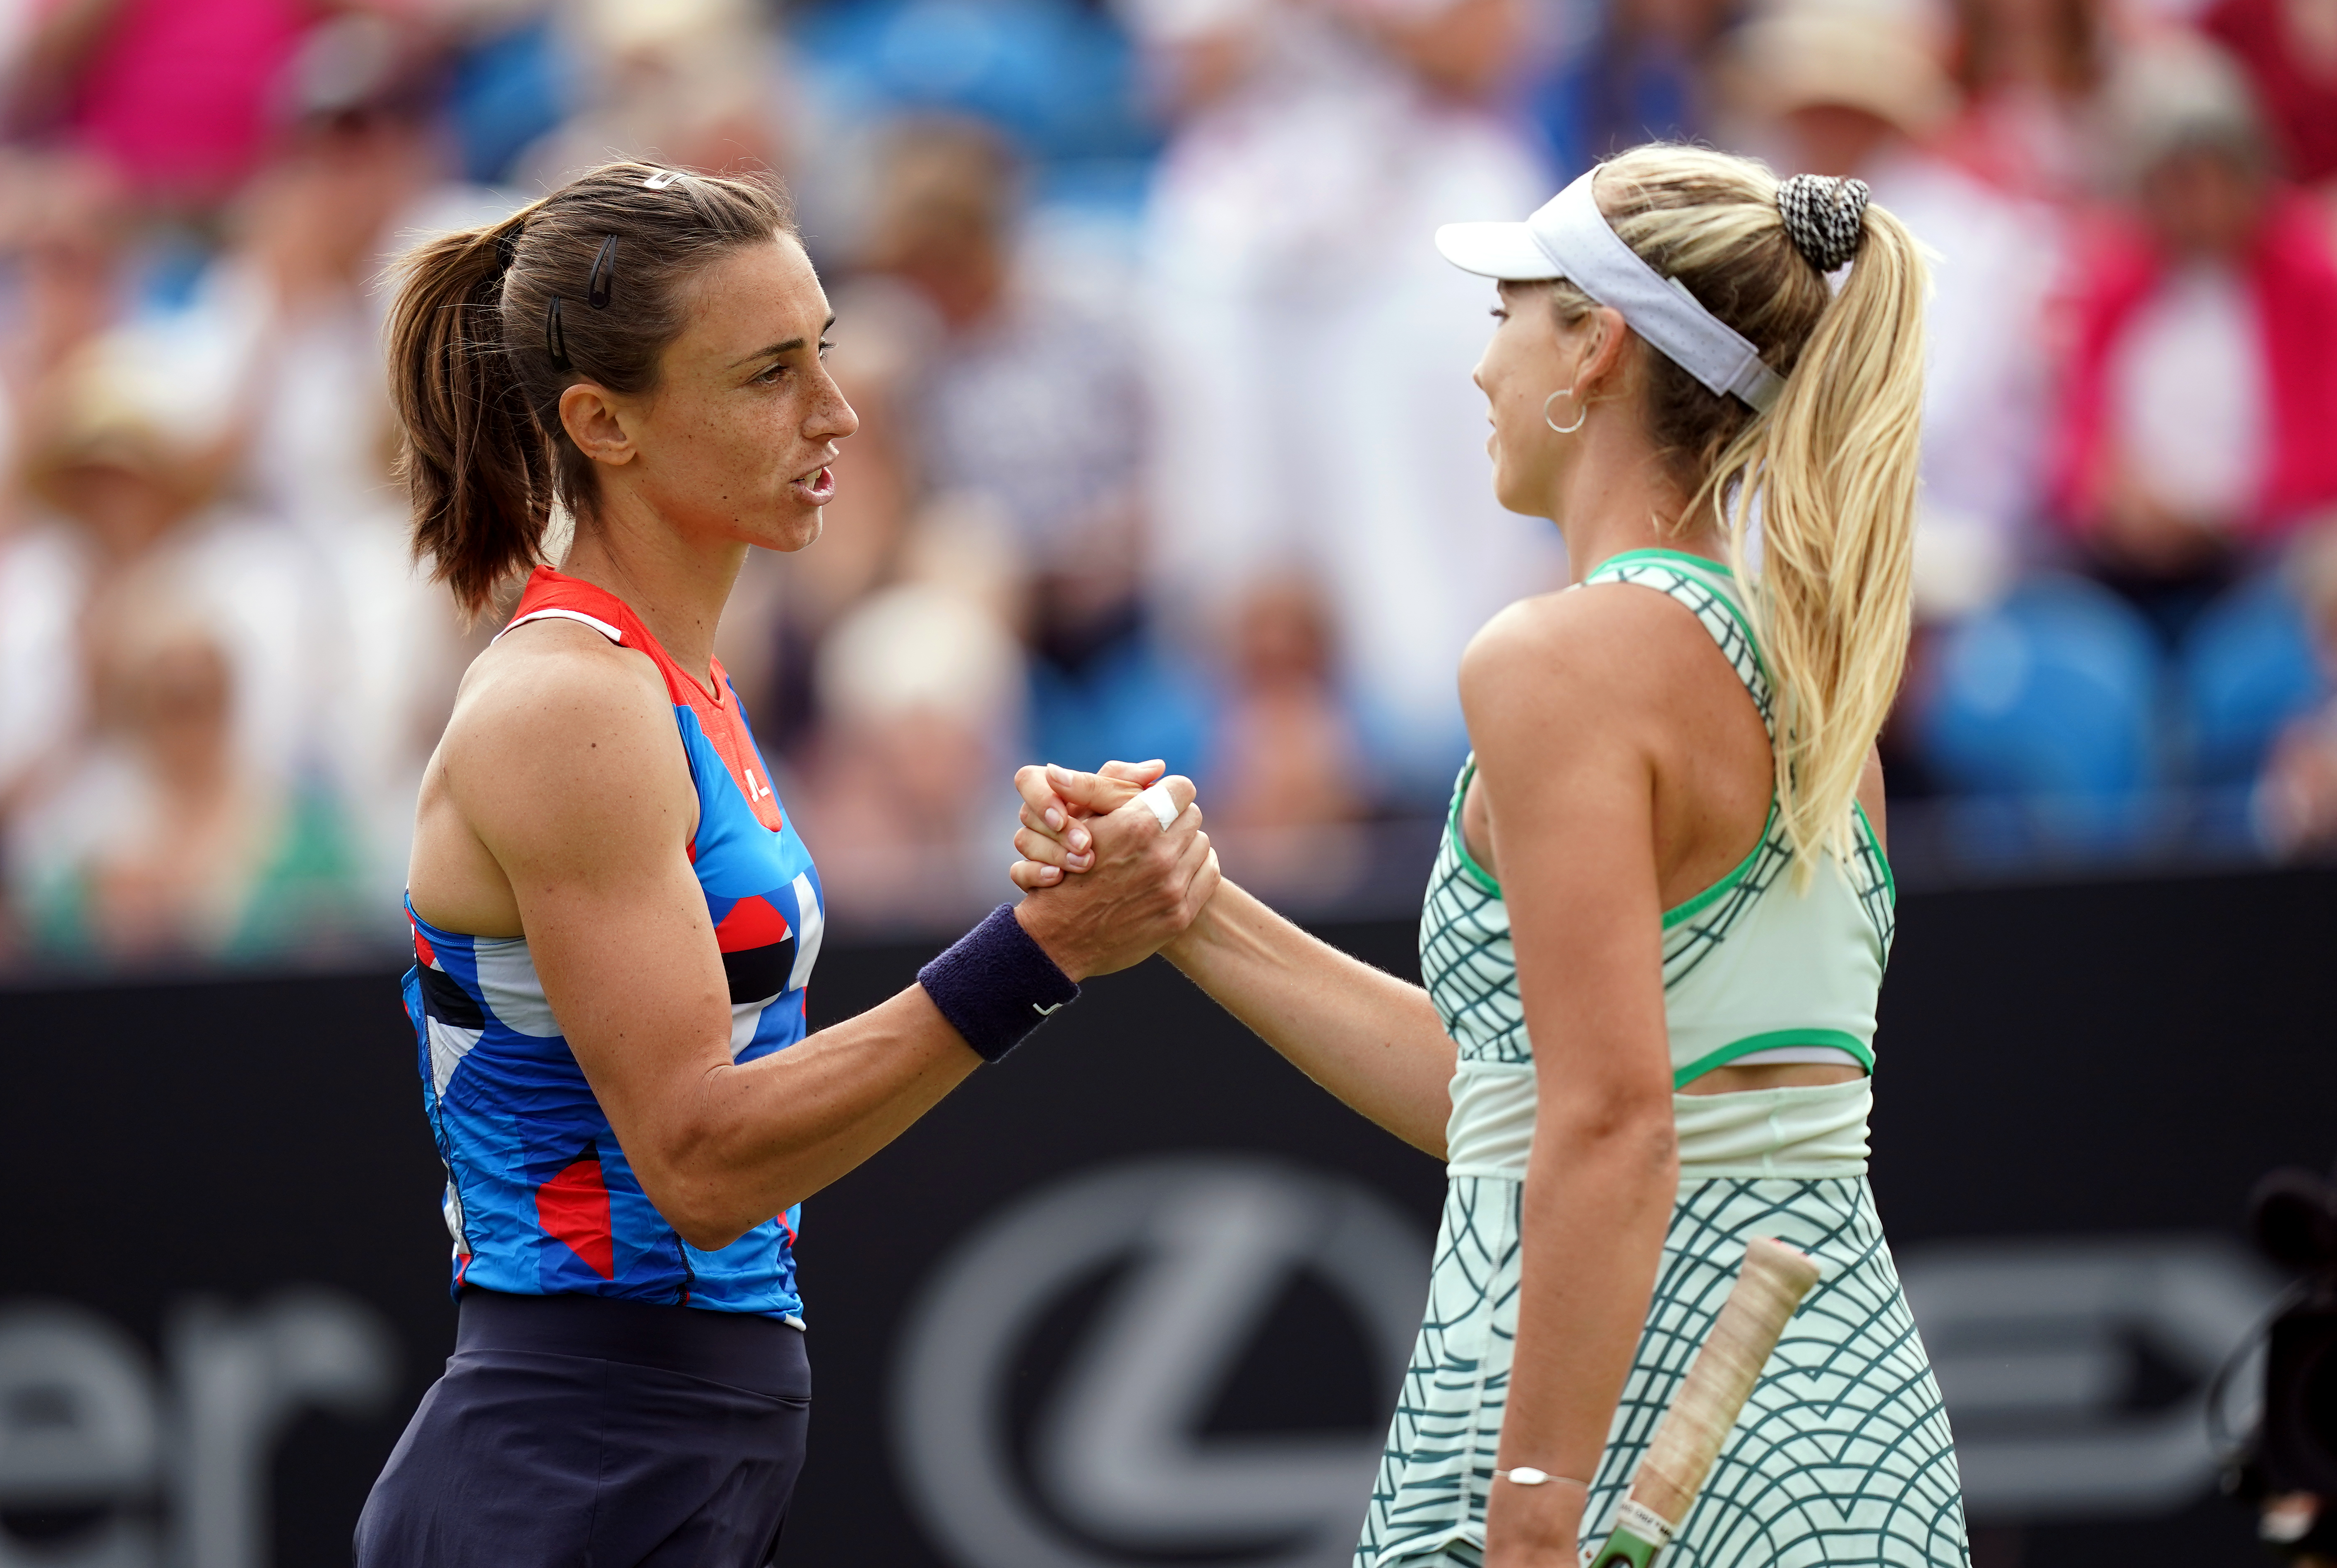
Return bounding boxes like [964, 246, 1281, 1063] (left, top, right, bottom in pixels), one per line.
[500, 569, 782, 832]
[502, 567, 699, 707]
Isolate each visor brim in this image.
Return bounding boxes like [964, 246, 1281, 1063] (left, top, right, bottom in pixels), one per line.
[1434, 221, 1564, 280]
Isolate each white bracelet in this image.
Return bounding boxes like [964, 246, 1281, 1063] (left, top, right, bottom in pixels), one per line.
[1492, 1467, 1588, 1489]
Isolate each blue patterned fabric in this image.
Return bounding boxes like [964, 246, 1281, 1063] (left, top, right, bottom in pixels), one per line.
[401, 569, 825, 1323]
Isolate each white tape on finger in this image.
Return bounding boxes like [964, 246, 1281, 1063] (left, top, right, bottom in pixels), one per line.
[1136, 782, 1179, 832]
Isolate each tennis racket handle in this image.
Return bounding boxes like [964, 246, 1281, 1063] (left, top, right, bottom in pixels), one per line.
[1585, 1237, 1822, 1568]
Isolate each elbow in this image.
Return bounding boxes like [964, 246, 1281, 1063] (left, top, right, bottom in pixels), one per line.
[638, 1167, 745, 1253]
[1542, 1089, 1678, 1174]
[635, 1072, 819, 1252]
[672, 1214, 746, 1254]
[636, 1127, 771, 1254]
[653, 1180, 769, 1254]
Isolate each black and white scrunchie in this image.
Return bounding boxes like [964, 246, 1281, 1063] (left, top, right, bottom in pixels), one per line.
[1777, 174, 1870, 273]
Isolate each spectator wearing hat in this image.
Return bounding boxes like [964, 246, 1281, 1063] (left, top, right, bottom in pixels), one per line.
[2054, 44, 2337, 620]
[1919, 41, 2337, 834]
[2, 328, 334, 774]
[796, 575, 1031, 928]
[1933, 0, 2112, 203]
[0, 328, 356, 957]
[1732, 0, 2055, 627]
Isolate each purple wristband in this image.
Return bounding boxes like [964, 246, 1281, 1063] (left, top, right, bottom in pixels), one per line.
[917, 904, 1080, 1063]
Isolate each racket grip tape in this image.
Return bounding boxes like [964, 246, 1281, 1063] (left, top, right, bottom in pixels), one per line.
[1585, 1238, 1822, 1567]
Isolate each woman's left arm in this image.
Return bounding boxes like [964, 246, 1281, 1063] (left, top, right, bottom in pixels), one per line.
[1461, 596, 1681, 1565]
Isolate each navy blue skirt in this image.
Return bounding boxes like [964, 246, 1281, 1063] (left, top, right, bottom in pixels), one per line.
[355, 1289, 810, 1568]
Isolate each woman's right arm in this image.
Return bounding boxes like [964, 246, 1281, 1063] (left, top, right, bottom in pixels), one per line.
[441, 636, 1216, 1250]
[1011, 766, 1456, 1157]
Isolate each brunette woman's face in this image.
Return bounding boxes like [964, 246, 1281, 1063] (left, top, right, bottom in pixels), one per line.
[616, 235, 859, 554]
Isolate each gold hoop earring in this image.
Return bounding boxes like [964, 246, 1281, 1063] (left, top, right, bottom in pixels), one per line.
[1544, 387, 1587, 435]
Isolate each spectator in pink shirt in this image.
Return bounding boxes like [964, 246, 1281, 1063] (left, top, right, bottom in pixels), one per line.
[6, 0, 313, 204]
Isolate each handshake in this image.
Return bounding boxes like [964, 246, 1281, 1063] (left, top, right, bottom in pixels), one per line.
[1003, 759, 1223, 984]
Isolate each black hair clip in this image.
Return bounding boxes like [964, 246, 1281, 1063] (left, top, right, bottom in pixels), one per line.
[586, 236, 618, 310]
[544, 295, 570, 370]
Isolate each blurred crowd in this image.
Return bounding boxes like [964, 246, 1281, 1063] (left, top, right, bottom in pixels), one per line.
[0, 0, 2333, 968]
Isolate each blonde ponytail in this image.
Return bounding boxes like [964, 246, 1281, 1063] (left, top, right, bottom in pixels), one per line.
[1551, 146, 1929, 877]
[1719, 201, 1925, 874]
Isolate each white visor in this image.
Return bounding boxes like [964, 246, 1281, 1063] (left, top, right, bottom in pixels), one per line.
[1436, 171, 1785, 413]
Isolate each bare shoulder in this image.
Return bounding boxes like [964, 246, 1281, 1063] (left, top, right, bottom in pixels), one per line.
[441, 619, 694, 870]
[447, 618, 673, 762]
[1460, 582, 1712, 724]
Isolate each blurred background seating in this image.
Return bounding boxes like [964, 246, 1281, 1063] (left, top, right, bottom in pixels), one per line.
[0, 0, 2332, 969]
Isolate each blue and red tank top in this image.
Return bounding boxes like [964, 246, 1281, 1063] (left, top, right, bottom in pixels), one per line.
[401, 568, 824, 1323]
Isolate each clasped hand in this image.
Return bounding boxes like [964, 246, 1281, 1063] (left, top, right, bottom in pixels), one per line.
[1008, 760, 1222, 979]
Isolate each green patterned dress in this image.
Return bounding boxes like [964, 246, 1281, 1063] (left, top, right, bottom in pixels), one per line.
[1356, 550, 1967, 1568]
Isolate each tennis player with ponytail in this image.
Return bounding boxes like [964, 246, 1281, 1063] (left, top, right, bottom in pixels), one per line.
[1014, 146, 1969, 1567]
[355, 161, 1217, 1566]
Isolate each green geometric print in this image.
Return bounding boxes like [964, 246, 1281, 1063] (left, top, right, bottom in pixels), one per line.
[1355, 1175, 1969, 1568]
[1419, 555, 1893, 1036]
[1419, 783, 1529, 1067]
[1388, 551, 1951, 1567]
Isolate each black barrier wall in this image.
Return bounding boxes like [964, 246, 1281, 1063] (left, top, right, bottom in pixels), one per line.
[3, 868, 2332, 1567]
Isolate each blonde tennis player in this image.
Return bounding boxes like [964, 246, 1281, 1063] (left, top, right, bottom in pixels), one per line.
[1011, 145, 1968, 1568]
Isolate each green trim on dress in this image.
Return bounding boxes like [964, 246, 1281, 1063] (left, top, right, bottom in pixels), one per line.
[1447, 763, 1784, 933]
[1446, 762, 1501, 896]
[1658, 803, 1781, 931]
[1671, 1028, 1876, 1090]
[1591, 547, 1737, 578]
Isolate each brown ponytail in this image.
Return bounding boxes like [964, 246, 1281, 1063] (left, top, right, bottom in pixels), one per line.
[385, 163, 796, 621]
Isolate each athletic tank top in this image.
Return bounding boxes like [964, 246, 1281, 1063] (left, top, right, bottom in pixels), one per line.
[1421, 549, 1895, 1180]
[401, 568, 825, 1322]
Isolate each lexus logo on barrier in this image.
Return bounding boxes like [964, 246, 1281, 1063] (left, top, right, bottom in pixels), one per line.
[1899, 1234, 2280, 1522]
[891, 1156, 1432, 1568]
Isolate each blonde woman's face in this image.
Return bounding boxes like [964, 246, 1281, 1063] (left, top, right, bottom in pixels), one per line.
[1471, 281, 1597, 519]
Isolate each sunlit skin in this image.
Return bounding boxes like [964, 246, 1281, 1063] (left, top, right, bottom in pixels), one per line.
[1011, 251, 1882, 1563]
[403, 232, 1219, 1253]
